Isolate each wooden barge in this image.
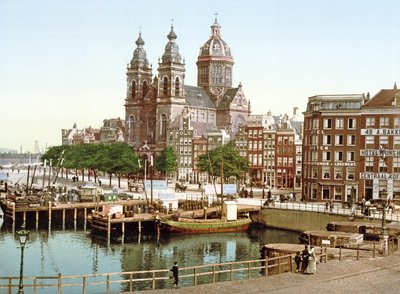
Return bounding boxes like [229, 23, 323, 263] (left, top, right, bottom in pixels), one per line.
[160, 217, 252, 234]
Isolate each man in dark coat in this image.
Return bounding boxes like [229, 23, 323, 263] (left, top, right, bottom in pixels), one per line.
[170, 261, 179, 287]
[301, 245, 310, 273]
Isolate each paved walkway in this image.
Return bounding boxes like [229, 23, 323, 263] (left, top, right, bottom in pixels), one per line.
[125, 251, 400, 294]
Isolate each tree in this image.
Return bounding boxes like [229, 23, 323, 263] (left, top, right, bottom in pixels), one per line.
[198, 142, 248, 183]
[155, 147, 177, 179]
[100, 143, 140, 187]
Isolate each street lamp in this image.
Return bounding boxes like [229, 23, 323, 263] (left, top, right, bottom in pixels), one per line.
[380, 189, 389, 255]
[17, 225, 29, 294]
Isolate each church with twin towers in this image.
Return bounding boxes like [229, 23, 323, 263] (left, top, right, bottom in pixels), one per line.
[124, 18, 251, 154]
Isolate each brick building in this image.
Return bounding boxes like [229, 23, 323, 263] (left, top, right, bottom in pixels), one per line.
[360, 84, 400, 200]
[302, 94, 366, 202]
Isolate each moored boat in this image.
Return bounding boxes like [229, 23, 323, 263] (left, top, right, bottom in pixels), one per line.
[161, 217, 252, 234]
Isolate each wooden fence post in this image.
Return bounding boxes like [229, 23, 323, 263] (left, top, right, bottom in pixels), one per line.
[82, 275, 86, 294]
[373, 240, 376, 258]
[212, 266, 216, 283]
[58, 273, 62, 294]
[265, 256, 269, 276]
[357, 244, 359, 260]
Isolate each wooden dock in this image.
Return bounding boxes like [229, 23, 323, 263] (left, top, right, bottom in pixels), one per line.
[0, 198, 149, 226]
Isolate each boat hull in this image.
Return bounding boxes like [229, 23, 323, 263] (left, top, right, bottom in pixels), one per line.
[161, 218, 252, 234]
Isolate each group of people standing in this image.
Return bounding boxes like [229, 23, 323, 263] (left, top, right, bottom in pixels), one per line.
[295, 245, 317, 274]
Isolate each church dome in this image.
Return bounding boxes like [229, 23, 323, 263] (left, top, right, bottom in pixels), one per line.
[161, 25, 182, 64]
[130, 32, 150, 68]
[199, 18, 232, 59]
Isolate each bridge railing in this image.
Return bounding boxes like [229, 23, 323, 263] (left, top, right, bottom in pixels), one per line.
[0, 255, 294, 293]
[259, 201, 400, 222]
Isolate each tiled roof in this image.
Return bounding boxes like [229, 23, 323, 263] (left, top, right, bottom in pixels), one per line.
[184, 85, 215, 109]
[364, 89, 400, 107]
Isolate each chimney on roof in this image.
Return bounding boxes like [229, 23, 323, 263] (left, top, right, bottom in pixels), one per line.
[394, 82, 398, 90]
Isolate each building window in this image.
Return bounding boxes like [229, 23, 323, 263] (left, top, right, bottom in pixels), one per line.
[348, 118, 356, 129]
[323, 118, 332, 129]
[394, 136, 400, 149]
[312, 151, 318, 161]
[366, 117, 375, 128]
[334, 167, 342, 179]
[312, 135, 318, 145]
[347, 151, 355, 162]
[323, 151, 331, 161]
[395, 117, 400, 128]
[312, 166, 318, 179]
[142, 80, 148, 98]
[322, 166, 330, 179]
[335, 135, 344, 146]
[379, 136, 389, 148]
[394, 157, 400, 173]
[131, 80, 136, 99]
[366, 136, 374, 148]
[175, 77, 180, 96]
[335, 151, 343, 161]
[379, 158, 387, 172]
[163, 77, 169, 96]
[322, 186, 330, 200]
[336, 118, 344, 129]
[347, 135, 356, 145]
[312, 118, 319, 129]
[365, 157, 374, 172]
[346, 167, 355, 180]
[380, 117, 389, 128]
[334, 186, 342, 201]
[311, 183, 318, 199]
[323, 135, 331, 145]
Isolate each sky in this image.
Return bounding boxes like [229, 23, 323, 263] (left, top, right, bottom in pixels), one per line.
[0, 0, 398, 153]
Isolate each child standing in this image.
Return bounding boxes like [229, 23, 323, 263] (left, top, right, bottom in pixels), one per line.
[294, 251, 302, 273]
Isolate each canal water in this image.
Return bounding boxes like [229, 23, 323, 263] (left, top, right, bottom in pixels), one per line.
[0, 217, 299, 293]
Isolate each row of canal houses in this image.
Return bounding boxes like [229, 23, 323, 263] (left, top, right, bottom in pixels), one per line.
[61, 84, 400, 203]
[158, 83, 400, 205]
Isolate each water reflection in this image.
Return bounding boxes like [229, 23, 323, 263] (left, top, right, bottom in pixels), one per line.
[0, 218, 299, 293]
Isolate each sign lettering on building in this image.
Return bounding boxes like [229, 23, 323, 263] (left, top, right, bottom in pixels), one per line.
[304, 161, 356, 167]
[360, 149, 400, 157]
[360, 173, 400, 180]
[361, 129, 400, 136]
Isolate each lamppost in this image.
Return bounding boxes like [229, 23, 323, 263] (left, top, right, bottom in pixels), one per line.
[380, 189, 389, 255]
[17, 225, 29, 294]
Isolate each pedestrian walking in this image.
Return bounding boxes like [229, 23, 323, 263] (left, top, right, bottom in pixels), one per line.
[301, 245, 309, 273]
[303, 245, 317, 274]
[170, 261, 179, 287]
[294, 251, 302, 273]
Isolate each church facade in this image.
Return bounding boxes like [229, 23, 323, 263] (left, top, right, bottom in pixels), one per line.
[124, 18, 251, 156]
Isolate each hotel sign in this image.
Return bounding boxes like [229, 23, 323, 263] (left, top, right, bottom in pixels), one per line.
[360, 149, 400, 157]
[360, 173, 400, 180]
[361, 129, 400, 136]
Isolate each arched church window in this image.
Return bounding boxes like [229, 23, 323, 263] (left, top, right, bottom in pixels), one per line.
[142, 81, 148, 98]
[131, 81, 136, 99]
[147, 112, 156, 144]
[163, 77, 169, 96]
[175, 77, 180, 96]
[129, 116, 135, 142]
[160, 114, 167, 139]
